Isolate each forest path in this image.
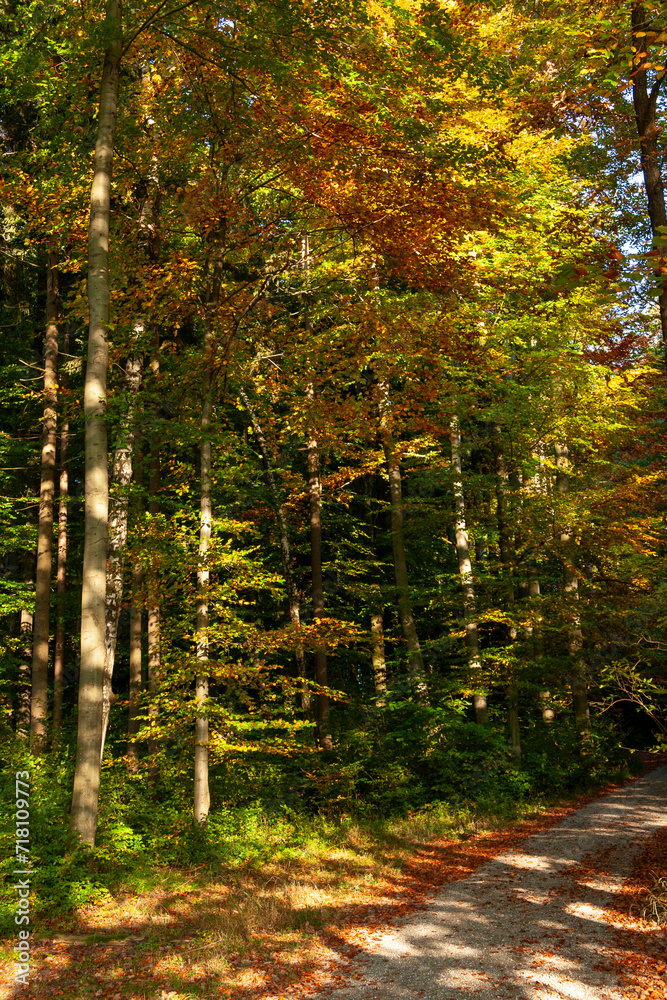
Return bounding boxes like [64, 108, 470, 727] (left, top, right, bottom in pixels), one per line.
[315, 766, 667, 1000]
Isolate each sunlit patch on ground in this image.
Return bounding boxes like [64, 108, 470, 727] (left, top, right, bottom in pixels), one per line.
[0, 766, 665, 1000]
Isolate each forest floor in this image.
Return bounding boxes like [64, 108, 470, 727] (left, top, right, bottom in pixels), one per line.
[1, 760, 666, 1000]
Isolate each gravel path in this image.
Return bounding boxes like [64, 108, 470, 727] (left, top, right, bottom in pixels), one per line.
[319, 766, 667, 1000]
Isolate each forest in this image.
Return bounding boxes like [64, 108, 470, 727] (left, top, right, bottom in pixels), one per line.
[0, 0, 666, 981]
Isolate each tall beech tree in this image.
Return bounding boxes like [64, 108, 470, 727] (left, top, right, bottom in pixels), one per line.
[70, 0, 122, 847]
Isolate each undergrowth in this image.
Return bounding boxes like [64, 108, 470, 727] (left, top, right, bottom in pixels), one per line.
[0, 707, 639, 937]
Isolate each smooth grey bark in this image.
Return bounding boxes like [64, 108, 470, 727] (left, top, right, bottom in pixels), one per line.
[31, 249, 58, 749]
[555, 442, 590, 734]
[100, 352, 142, 762]
[52, 330, 69, 747]
[70, 0, 122, 848]
[239, 388, 309, 711]
[450, 415, 486, 723]
[631, 4, 667, 360]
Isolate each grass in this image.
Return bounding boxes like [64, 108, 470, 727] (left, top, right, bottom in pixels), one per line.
[0, 791, 608, 1000]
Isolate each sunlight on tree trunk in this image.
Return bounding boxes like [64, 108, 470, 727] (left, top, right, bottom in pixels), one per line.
[70, 0, 121, 848]
[194, 321, 213, 825]
[451, 414, 486, 724]
[147, 349, 161, 775]
[371, 598, 387, 708]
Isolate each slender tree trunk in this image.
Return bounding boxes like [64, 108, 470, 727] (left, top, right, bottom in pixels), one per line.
[631, 4, 667, 361]
[491, 424, 520, 759]
[127, 450, 144, 771]
[193, 326, 213, 824]
[307, 417, 332, 749]
[240, 387, 309, 711]
[147, 351, 161, 770]
[363, 479, 387, 706]
[555, 442, 590, 734]
[529, 575, 553, 722]
[301, 237, 331, 743]
[371, 597, 387, 708]
[127, 562, 142, 772]
[70, 0, 122, 848]
[100, 353, 142, 761]
[17, 611, 32, 740]
[506, 681, 521, 758]
[17, 552, 34, 741]
[193, 251, 225, 823]
[451, 415, 486, 723]
[31, 249, 59, 749]
[52, 330, 70, 747]
[103, 149, 156, 762]
[379, 385, 427, 698]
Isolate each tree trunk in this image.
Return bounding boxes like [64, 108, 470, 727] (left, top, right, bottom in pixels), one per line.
[631, 4, 667, 360]
[70, 0, 122, 848]
[539, 689, 555, 724]
[147, 351, 161, 771]
[240, 387, 309, 711]
[378, 382, 427, 698]
[193, 252, 225, 823]
[193, 325, 213, 825]
[492, 424, 520, 759]
[371, 596, 387, 708]
[52, 330, 70, 747]
[450, 415, 486, 723]
[307, 420, 332, 749]
[528, 575, 552, 722]
[100, 352, 142, 762]
[31, 248, 59, 749]
[127, 561, 142, 772]
[555, 442, 590, 733]
[17, 610, 32, 741]
[17, 552, 34, 741]
[506, 681, 521, 758]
